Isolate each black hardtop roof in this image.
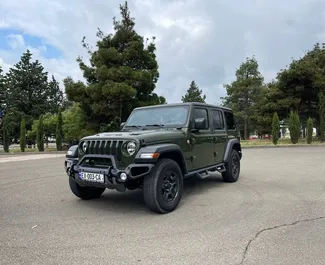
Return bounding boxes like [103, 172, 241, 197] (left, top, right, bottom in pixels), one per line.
[133, 102, 232, 112]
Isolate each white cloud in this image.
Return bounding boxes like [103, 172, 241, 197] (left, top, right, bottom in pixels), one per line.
[1, 0, 325, 104]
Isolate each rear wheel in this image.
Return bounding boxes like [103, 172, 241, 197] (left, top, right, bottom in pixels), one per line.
[143, 158, 183, 214]
[69, 178, 105, 200]
[222, 149, 240, 182]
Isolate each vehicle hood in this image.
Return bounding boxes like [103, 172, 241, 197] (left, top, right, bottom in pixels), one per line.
[81, 128, 187, 143]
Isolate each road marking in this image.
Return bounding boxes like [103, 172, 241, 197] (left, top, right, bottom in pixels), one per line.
[0, 154, 65, 163]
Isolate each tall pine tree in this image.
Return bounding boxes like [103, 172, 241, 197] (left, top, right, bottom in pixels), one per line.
[64, 1, 165, 132]
[181, 81, 206, 103]
[222, 56, 264, 139]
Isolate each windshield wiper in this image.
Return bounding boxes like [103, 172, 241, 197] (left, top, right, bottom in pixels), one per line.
[145, 124, 165, 128]
[125, 125, 142, 129]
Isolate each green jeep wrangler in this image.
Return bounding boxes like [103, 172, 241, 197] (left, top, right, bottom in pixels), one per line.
[64, 102, 242, 213]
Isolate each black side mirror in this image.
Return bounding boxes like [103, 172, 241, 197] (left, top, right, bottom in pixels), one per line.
[193, 118, 207, 131]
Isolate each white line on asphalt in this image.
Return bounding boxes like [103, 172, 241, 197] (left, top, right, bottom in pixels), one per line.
[0, 154, 65, 163]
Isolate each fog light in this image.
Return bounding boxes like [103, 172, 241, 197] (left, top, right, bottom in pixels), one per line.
[120, 172, 127, 181]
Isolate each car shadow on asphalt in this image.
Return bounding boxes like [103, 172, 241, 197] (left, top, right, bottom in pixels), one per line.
[73, 173, 228, 214]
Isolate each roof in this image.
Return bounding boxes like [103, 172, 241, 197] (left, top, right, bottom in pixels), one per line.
[133, 102, 232, 111]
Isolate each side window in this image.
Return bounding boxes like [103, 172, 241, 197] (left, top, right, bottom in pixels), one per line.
[212, 109, 225, 130]
[193, 108, 209, 129]
[224, 111, 236, 130]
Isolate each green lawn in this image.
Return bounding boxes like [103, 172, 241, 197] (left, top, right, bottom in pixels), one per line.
[240, 138, 325, 147]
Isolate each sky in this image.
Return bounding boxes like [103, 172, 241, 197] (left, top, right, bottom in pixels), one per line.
[1, 0, 325, 105]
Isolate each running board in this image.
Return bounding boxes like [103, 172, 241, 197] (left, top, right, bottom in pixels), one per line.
[187, 164, 226, 179]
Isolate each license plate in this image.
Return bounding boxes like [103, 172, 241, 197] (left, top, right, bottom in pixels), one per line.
[79, 172, 105, 183]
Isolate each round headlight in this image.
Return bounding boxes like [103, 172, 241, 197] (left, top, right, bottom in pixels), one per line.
[126, 141, 136, 155]
[82, 141, 88, 152]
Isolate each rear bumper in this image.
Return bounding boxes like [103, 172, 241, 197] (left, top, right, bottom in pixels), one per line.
[65, 154, 155, 191]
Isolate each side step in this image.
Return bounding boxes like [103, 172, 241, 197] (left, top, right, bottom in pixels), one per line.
[196, 165, 226, 179]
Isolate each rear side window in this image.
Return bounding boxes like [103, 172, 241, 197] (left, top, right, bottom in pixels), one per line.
[224, 111, 236, 130]
[211, 109, 225, 130]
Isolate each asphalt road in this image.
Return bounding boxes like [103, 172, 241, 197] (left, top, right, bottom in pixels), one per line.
[1, 148, 325, 265]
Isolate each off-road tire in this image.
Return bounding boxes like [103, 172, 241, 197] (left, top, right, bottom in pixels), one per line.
[143, 158, 183, 214]
[222, 149, 240, 183]
[69, 178, 105, 200]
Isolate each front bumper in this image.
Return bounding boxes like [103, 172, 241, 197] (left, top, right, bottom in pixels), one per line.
[65, 154, 155, 191]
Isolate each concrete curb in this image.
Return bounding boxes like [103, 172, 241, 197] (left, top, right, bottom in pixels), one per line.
[0, 151, 66, 156]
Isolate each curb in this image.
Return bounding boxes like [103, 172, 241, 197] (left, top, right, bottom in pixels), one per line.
[242, 144, 325, 149]
[0, 151, 66, 156]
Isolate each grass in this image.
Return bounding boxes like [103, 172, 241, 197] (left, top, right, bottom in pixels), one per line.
[240, 138, 325, 147]
[0, 146, 63, 155]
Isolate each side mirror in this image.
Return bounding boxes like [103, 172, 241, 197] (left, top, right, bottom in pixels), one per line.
[193, 118, 207, 131]
[120, 122, 125, 130]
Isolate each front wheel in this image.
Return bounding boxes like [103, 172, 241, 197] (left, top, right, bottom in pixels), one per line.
[69, 178, 105, 200]
[143, 158, 183, 214]
[222, 149, 240, 182]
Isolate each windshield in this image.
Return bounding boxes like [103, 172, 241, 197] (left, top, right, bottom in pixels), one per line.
[125, 105, 190, 128]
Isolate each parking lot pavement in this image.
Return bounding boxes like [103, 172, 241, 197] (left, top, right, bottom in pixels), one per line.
[0, 147, 325, 265]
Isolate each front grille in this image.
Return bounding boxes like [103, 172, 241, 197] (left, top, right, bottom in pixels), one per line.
[85, 140, 124, 162]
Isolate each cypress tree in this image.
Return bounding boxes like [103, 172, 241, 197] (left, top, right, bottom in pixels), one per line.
[2, 114, 10, 152]
[306, 117, 313, 144]
[271, 112, 280, 145]
[36, 115, 44, 151]
[289, 111, 300, 144]
[56, 107, 63, 151]
[319, 91, 325, 142]
[20, 118, 26, 152]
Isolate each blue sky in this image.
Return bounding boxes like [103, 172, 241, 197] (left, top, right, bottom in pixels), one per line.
[0, 28, 63, 59]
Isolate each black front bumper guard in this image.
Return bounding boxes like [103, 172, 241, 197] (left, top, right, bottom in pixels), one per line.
[66, 154, 155, 191]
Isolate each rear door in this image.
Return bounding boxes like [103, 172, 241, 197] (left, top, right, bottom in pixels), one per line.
[211, 108, 228, 164]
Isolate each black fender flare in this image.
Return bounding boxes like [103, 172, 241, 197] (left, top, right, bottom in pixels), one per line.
[223, 139, 242, 163]
[135, 143, 188, 174]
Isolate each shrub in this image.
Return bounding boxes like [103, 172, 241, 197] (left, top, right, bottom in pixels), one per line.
[306, 117, 313, 144]
[56, 107, 63, 151]
[288, 111, 300, 144]
[2, 115, 10, 152]
[20, 118, 26, 152]
[271, 112, 280, 145]
[37, 115, 44, 151]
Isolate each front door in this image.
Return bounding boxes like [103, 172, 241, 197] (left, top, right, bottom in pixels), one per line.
[211, 109, 228, 164]
[189, 106, 215, 169]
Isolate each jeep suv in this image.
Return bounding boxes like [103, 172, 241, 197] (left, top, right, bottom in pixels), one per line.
[64, 102, 242, 213]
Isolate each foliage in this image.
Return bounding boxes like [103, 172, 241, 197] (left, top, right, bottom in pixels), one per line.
[20, 118, 26, 152]
[181, 81, 206, 103]
[36, 115, 44, 151]
[271, 112, 280, 145]
[319, 91, 325, 142]
[288, 111, 300, 144]
[64, 1, 165, 133]
[56, 107, 63, 151]
[2, 114, 10, 152]
[306, 117, 313, 144]
[222, 56, 264, 139]
[2, 50, 64, 140]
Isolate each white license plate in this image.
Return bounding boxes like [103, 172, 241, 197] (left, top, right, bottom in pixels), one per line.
[80, 172, 105, 183]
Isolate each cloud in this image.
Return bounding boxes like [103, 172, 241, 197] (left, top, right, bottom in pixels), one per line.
[1, 0, 325, 104]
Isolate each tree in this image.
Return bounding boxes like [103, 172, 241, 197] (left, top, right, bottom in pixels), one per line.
[181, 81, 206, 103]
[306, 117, 313, 144]
[37, 115, 44, 151]
[288, 111, 300, 144]
[56, 107, 63, 151]
[65, 1, 165, 133]
[2, 114, 10, 152]
[4, 50, 63, 140]
[222, 56, 264, 139]
[271, 112, 280, 145]
[319, 91, 325, 142]
[20, 118, 26, 152]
